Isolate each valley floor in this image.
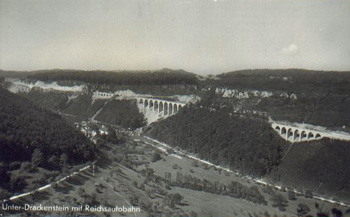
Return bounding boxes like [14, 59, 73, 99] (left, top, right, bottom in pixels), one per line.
[3, 128, 350, 217]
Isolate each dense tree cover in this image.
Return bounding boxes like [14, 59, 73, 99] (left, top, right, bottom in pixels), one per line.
[107, 84, 200, 96]
[0, 87, 95, 164]
[258, 94, 350, 128]
[0, 87, 96, 191]
[0, 70, 37, 78]
[146, 100, 350, 201]
[214, 69, 350, 94]
[211, 70, 350, 128]
[26, 69, 198, 86]
[274, 139, 350, 201]
[95, 99, 146, 129]
[20, 90, 70, 111]
[146, 104, 286, 177]
[208, 88, 350, 129]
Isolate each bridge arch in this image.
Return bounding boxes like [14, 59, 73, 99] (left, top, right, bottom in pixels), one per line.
[294, 129, 300, 141]
[301, 131, 307, 140]
[281, 127, 287, 136]
[315, 133, 321, 139]
[154, 101, 159, 111]
[308, 132, 314, 139]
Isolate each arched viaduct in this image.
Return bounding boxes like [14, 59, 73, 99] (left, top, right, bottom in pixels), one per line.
[272, 123, 322, 142]
[136, 97, 186, 116]
[271, 122, 350, 142]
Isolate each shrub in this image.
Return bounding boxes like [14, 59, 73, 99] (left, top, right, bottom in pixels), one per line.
[151, 152, 162, 162]
[288, 191, 296, 200]
[297, 203, 310, 216]
[305, 189, 313, 198]
[270, 193, 288, 211]
[31, 149, 44, 167]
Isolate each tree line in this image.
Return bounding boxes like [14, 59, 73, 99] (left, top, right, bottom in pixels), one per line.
[0, 87, 96, 195]
[213, 69, 350, 94]
[26, 69, 198, 86]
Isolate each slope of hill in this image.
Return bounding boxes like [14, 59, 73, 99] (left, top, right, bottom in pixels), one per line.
[214, 69, 350, 94]
[25, 68, 199, 86]
[0, 87, 96, 196]
[272, 139, 350, 202]
[145, 102, 350, 201]
[20, 90, 147, 128]
[0, 69, 38, 78]
[94, 99, 146, 129]
[210, 69, 350, 129]
[145, 104, 286, 177]
[60, 93, 105, 118]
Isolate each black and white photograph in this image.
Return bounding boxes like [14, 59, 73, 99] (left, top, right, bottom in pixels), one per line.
[0, 0, 350, 216]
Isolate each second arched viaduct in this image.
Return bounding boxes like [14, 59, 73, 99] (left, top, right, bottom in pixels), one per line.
[137, 97, 186, 116]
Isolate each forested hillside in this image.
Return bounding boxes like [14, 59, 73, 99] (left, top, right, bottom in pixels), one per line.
[26, 68, 198, 86]
[273, 139, 350, 202]
[0, 87, 96, 196]
[146, 104, 286, 177]
[95, 99, 146, 129]
[214, 69, 350, 94]
[146, 101, 350, 201]
[206, 69, 350, 129]
[207, 87, 350, 130]
[0, 69, 37, 78]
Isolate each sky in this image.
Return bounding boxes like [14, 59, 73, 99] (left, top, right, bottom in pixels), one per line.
[0, 0, 349, 75]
